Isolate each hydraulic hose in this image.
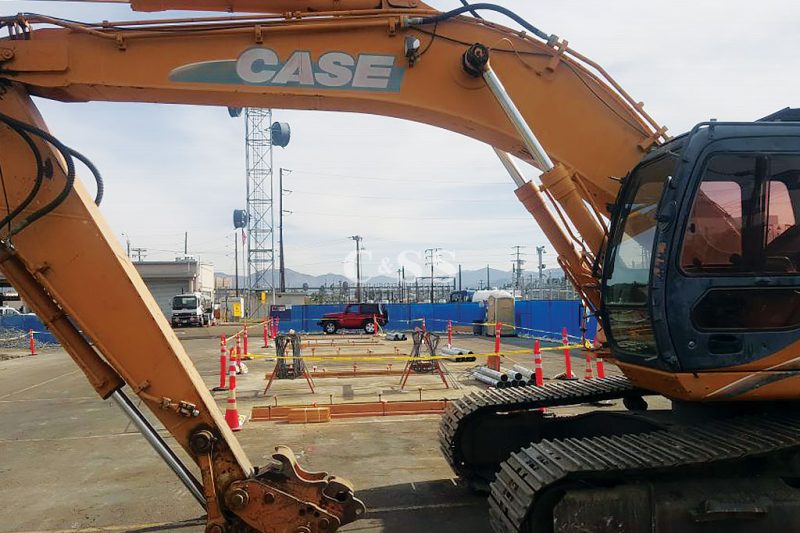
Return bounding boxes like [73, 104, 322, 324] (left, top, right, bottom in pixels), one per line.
[0, 124, 44, 232]
[0, 111, 105, 239]
[408, 3, 553, 43]
[66, 146, 104, 206]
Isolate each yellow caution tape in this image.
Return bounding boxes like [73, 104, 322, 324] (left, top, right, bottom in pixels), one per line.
[234, 342, 585, 362]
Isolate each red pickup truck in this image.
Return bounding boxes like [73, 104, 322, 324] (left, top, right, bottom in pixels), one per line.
[318, 303, 388, 334]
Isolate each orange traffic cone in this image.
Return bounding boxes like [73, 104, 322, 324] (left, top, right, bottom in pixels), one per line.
[533, 339, 544, 387]
[584, 352, 594, 380]
[594, 338, 606, 379]
[28, 329, 36, 356]
[225, 348, 241, 431]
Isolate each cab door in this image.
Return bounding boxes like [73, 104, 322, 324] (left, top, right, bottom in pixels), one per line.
[665, 139, 800, 371]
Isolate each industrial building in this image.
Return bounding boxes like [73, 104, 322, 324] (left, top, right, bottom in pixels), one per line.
[133, 257, 214, 319]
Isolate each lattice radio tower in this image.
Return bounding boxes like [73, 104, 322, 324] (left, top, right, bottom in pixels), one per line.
[244, 108, 276, 315]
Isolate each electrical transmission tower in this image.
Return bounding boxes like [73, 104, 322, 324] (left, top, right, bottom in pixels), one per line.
[244, 108, 276, 316]
[511, 245, 526, 290]
[425, 247, 442, 303]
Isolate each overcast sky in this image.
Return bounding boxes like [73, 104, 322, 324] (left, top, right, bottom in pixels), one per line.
[3, 1, 798, 283]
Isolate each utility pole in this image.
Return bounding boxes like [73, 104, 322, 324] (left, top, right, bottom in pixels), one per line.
[241, 229, 247, 310]
[397, 268, 403, 303]
[350, 235, 363, 301]
[122, 233, 131, 258]
[234, 233, 239, 297]
[131, 247, 147, 262]
[278, 168, 292, 292]
[511, 245, 526, 291]
[486, 264, 490, 289]
[401, 266, 405, 303]
[536, 245, 547, 282]
[425, 247, 441, 303]
[184, 232, 188, 256]
[458, 264, 462, 291]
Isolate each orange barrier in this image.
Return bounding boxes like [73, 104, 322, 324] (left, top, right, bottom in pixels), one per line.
[242, 324, 249, 357]
[251, 399, 448, 422]
[287, 407, 331, 424]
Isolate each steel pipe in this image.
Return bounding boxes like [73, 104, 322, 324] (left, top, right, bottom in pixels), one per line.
[501, 368, 523, 382]
[475, 366, 509, 382]
[111, 389, 205, 507]
[441, 346, 474, 356]
[473, 372, 501, 388]
[513, 364, 536, 380]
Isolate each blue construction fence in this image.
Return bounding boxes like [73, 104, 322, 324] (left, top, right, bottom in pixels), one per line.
[0, 314, 57, 344]
[270, 301, 597, 341]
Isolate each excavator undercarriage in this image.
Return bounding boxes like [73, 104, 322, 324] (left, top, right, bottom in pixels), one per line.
[440, 377, 800, 532]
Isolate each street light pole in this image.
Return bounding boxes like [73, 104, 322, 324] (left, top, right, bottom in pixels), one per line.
[536, 245, 547, 282]
[234, 232, 239, 297]
[278, 168, 292, 292]
[350, 235, 363, 301]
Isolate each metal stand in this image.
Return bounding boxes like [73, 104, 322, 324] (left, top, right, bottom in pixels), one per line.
[399, 330, 449, 390]
[263, 333, 315, 395]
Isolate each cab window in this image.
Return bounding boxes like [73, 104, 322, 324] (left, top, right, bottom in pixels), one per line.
[681, 154, 800, 275]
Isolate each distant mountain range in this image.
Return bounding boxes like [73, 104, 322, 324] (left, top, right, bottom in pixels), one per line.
[217, 266, 564, 289]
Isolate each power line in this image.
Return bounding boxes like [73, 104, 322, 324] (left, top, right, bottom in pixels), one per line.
[290, 168, 508, 184]
[285, 187, 507, 202]
[130, 247, 147, 262]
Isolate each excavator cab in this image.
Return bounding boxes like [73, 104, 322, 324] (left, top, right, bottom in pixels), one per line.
[602, 117, 800, 381]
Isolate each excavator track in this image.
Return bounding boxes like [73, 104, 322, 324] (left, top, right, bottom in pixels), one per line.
[489, 411, 800, 533]
[439, 376, 648, 483]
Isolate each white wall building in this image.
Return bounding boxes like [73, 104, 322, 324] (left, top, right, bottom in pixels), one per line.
[134, 257, 214, 319]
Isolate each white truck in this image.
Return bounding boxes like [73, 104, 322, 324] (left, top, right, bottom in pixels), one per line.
[171, 292, 213, 327]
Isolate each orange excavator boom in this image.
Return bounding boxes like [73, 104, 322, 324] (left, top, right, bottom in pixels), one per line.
[0, 5, 665, 531]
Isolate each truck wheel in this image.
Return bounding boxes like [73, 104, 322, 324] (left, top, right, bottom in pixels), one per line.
[323, 321, 338, 334]
[363, 321, 376, 334]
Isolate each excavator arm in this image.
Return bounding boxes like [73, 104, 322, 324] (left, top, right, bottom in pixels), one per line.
[0, 4, 665, 532]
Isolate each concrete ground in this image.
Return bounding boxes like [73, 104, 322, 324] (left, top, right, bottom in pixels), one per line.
[0, 327, 649, 533]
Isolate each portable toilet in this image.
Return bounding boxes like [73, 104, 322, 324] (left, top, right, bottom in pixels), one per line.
[485, 293, 515, 336]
